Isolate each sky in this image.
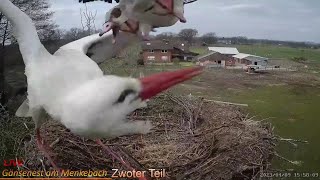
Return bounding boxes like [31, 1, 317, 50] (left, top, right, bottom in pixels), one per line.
[50, 0, 320, 43]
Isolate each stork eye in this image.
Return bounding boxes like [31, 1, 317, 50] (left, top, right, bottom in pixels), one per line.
[111, 8, 122, 18]
[115, 89, 136, 104]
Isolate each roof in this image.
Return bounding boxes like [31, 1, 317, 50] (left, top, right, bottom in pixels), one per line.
[208, 47, 239, 55]
[233, 53, 268, 61]
[196, 51, 217, 61]
[141, 40, 191, 52]
[141, 41, 173, 50]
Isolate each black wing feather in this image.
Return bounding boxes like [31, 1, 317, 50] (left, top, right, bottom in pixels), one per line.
[79, 0, 196, 4]
[184, 0, 197, 5]
[79, 0, 120, 3]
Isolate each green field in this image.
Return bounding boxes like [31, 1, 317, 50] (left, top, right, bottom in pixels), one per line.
[237, 45, 320, 61]
[100, 52, 320, 172]
[190, 45, 320, 61]
[225, 85, 320, 172]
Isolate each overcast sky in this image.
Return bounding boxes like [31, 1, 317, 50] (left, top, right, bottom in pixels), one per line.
[50, 0, 320, 43]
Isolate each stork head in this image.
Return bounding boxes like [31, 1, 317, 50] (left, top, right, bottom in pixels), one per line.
[61, 67, 203, 138]
[104, 7, 124, 30]
[100, 6, 138, 37]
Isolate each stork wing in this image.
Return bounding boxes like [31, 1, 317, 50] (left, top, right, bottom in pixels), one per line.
[57, 31, 138, 64]
[79, 0, 197, 5]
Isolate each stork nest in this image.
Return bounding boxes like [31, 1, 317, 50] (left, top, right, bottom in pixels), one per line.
[18, 94, 275, 179]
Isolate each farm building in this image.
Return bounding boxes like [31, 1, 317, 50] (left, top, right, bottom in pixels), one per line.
[196, 47, 239, 67]
[233, 53, 268, 67]
[141, 40, 198, 64]
[208, 47, 239, 55]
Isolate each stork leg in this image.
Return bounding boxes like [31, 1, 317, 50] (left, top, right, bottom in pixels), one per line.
[32, 108, 59, 171]
[96, 140, 148, 180]
[112, 26, 120, 44]
[154, 0, 187, 23]
[36, 128, 59, 171]
[111, 20, 139, 44]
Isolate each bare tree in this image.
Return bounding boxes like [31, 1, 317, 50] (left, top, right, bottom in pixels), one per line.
[80, 4, 97, 35]
[200, 32, 218, 45]
[0, 0, 57, 106]
[0, 15, 9, 105]
[63, 28, 88, 41]
[178, 28, 198, 43]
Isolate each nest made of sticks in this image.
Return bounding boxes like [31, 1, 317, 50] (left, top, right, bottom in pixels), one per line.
[20, 94, 276, 180]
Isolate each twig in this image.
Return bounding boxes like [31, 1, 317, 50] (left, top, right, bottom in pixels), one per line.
[23, 122, 29, 130]
[204, 99, 249, 107]
[39, 158, 47, 176]
[274, 153, 302, 166]
[277, 137, 308, 144]
[50, 138, 60, 148]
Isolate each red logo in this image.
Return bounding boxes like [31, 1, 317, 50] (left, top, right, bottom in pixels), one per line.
[3, 159, 24, 167]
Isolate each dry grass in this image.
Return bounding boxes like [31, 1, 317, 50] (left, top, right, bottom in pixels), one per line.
[0, 101, 33, 172]
[16, 94, 276, 179]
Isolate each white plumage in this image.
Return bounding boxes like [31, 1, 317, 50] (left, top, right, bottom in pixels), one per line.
[99, 0, 190, 40]
[2, 0, 203, 174]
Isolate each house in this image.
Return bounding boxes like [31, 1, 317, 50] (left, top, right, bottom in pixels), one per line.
[196, 47, 239, 67]
[232, 53, 268, 67]
[141, 40, 198, 64]
[217, 39, 232, 45]
[172, 43, 199, 61]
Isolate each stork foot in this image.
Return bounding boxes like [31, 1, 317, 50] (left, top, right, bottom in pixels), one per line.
[156, 0, 173, 12]
[141, 34, 151, 41]
[175, 12, 187, 23]
[36, 128, 60, 171]
[124, 20, 139, 34]
[155, 0, 187, 23]
[96, 139, 148, 180]
[96, 139, 132, 169]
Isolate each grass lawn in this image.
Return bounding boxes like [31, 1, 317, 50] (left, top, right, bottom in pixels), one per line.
[236, 44, 320, 61]
[190, 45, 320, 61]
[227, 85, 320, 172]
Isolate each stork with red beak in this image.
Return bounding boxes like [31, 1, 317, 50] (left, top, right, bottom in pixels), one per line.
[0, 0, 203, 176]
[85, 0, 198, 42]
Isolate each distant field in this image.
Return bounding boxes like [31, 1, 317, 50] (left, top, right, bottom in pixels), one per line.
[236, 45, 320, 61]
[189, 46, 209, 55]
[190, 45, 320, 61]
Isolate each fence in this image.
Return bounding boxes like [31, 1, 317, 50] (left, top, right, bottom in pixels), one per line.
[224, 66, 297, 72]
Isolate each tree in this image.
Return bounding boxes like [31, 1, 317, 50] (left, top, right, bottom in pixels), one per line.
[178, 28, 198, 43]
[200, 32, 217, 45]
[63, 28, 88, 41]
[0, 0, 57, 106]
[230, 36, 249, 45]
[80, 4, 97, 35]
[155, 32, 177, 40]
[3, 0, 58, 42]
[0, 16, 9, 106]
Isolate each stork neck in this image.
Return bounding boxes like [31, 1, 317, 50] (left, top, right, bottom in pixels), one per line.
[0, 0, 50, 64]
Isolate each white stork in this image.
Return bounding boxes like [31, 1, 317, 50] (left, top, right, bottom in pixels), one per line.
[79, 0, 198, 42]
[0, 0, 203, 177]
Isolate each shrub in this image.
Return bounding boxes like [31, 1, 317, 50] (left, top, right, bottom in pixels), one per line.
[137, 59, 144, 65]
[291, 56, 307, 62]
[172, 58, 180, 64]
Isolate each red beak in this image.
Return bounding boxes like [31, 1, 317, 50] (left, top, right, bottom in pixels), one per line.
[139, 67, 204, 100]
